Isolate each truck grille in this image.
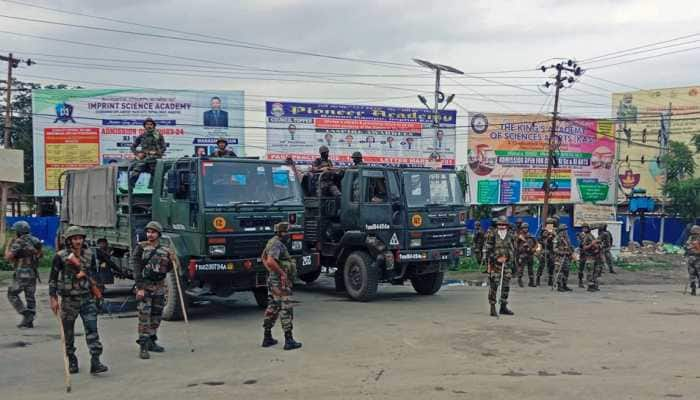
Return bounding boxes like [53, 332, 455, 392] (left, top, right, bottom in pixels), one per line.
[228, 235, 272, 259]
[239, 217, 283, 229]
[422, 230, 460, 249]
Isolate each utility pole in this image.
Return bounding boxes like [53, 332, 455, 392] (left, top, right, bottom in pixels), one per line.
[539, 60, 583, 227]
[658, 103, 671, 244]
[0, 53, 33, 246]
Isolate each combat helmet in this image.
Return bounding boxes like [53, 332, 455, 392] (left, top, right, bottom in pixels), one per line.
[64, 226, 86, 240]
[496, 216, 508, 226]
[581, 222, 590, 230]
[546, 217, 556, 225]
[274, 222, 289, 233]
[145, 221, 163, 234]
[11, 220, 30, 235]
[557, 224, 568, 232]
[520, 222, 529, 229]
[691, 225, 700, 235]
[216, 137, 228, 145]
[351, 151, 363, 163]
[319, 145, 329, 154]
[143, 117, 156, 127]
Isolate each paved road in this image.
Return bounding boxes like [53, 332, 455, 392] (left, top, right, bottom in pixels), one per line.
[1, 276, 699, 399]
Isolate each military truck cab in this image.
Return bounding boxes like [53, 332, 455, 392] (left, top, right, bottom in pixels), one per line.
[58, 157, 318, 320]
[302, 166, 467, 301]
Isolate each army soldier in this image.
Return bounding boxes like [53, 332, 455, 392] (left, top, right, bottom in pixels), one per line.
[351, 151, 364, 166]
[553, 224, 574, 292]
[684, 225, 700, 296]
[131, 221, 173, 359]
[261, 222, 302, 350]
[211, 137, 238, 157]
[599, 224, 615, 274]
[485, 217, 515, 317]
[311, 145, 334, 172]
[4, 221, 42, 328]
[130, 118, 167, 186]
[482, 218, 498, 273]
[49, 226, 108, 375]
[576, 227, 586, 288]
[515, 222, 537, 288]
[515, 218, 523, 231]
[536, 218, 556, 287]
[580, 223, 603, 292]
[473, 221, 485, 266]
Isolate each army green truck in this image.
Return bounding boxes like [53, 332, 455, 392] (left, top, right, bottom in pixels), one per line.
[301, 166, 467, 301]
[58, 157, 318, 320]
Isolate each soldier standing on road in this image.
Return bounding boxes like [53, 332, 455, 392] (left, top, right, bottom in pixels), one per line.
[515, 222, 537, 288]
[4, 221, 42, 329]
[553, 224, 574, 292]
[473, 221, 485, 266]
[211, 137, 238, 158]
[130, 118, 167, 186]
[580, 223, 603, 292]
[261, 222, 302, 350]
[482, 218, 498, 273]
[684, 225, 700, 296]
[131, 221, 173, 359]
[49, 226, 108, 375]
[485, 217, 515, 317]
[599, 224, 615, 274]
[536, 218, 556, 287]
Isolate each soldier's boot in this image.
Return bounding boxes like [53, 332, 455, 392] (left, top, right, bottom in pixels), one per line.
[490, 304, 497, 317]
[563, 280, 573, 291]
[499, 304, 514, 316]
[587, 285, 597, 292]
[139, 340, 150, 360]
[528, 277, 536, 287]
[148, 336, 165, 353]
[283, 331, 302, 351]
[68, 354, 79, 374]
[90, 356, 108, 374]
[535, 276, 541, 287]
[517, 277, 524, 288]
[690, 282, 696, 296]
[547, 276, 554, 287]
[578, 278, 585, 288]
[261, 329, 278, 347]
[609, 267, 616, 274]
[17, 310, 34, 328]
[557, 281, 567, 292]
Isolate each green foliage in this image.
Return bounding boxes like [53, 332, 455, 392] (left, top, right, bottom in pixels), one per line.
[662, 140, 695, 182]
[663, 177, 700, 221]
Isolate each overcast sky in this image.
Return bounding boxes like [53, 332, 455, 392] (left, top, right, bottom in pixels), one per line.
[2, 0, 699, 161]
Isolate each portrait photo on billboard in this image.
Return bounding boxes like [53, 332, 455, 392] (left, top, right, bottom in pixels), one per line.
[203, 96, 229, 128]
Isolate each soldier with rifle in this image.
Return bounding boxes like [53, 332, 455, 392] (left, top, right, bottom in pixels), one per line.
[485, 217, 515, 317]
[131, 221, 174, 359]
[5, 221, 43, 329]
[482, 218, 498, 273]
[515, 222, 537, 288]
[684, 225, 700, 296]
[536, 217, 556, 287]
[49, 226, 108, 375]
[599, 224, 615, 274]
[553, 224, 574, 292]
[472, 221, 485, 266]
[580, 223, 603, 292]
[129, 118, 167, 187]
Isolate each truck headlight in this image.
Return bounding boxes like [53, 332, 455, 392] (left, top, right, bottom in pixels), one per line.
[292, 241, 303, 251]
[410, 238, 422, 247]
[208, 245, 226, 256]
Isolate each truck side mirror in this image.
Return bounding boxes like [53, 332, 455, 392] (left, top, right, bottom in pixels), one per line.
[166, 169, 179, 194]
[166, 168, 190, 198]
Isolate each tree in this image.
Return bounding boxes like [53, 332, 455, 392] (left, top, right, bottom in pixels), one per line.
[661, 140, 695, 182]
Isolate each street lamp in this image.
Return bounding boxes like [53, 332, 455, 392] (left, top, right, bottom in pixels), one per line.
[412, 58, 463, 128]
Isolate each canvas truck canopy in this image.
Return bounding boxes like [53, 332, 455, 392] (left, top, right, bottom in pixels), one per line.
[60, 166, 118, 227]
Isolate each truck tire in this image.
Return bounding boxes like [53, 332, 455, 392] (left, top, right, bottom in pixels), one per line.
[253, 287, 269, 308]
[299, 269, 322, 284]
[162, 271, 190, 321]
[343, 251, 379, 301]
[410, 271, 445, 295]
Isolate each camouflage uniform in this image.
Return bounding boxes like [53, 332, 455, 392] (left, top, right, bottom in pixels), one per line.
[262, 223, 302, 350]
[130, 121, 166, 186]
[576, 231, 586, 287]
[473, 225, 485, 265]
[536, 227, 555, 286]
[599, 227, 615, 273]
[553, 226, 574, 291]
[485, 219, 515, 316]
[580, 231, 603, 291]
[6, 229, 42, 328]
[211, 148, 237, 157]
[131, 239, 173, 347]
[515, 226, 537, 286]
[684, 226, 700, 295]
[49, 248, 104, 361]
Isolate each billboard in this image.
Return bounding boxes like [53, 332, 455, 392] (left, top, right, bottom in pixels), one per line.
[265, 101, 456, 168]
[612, 85, 700, 198]
[467, 113, 616, 205]
[32, 89, 244, 196]
[0, 149, 24, 183]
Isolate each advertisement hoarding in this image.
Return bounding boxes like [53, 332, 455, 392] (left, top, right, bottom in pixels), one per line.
[265, 101, 456, 168]
[32, 89, 244, 196]
[467, 112, 616, 205]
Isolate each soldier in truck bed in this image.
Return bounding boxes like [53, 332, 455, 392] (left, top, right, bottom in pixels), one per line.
[129, 118, 167, 187]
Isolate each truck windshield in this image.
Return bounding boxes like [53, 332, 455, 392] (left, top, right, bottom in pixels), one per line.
[201, 162, 303, 207]
[402, 171, 463, 208]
